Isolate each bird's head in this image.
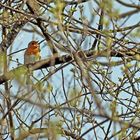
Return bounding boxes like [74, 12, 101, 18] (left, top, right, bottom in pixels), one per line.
[28, 41, 40, 50]
[26, 41, 40, 55]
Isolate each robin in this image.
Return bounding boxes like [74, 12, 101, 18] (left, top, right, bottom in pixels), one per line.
[24, 41, 41, 64]
[24, 41, 41, 89]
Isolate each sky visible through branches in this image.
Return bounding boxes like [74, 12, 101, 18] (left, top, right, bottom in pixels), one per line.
[0, 0, 140, 139]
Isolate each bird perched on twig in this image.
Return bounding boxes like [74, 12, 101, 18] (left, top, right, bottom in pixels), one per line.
[24, 41, 41, 90]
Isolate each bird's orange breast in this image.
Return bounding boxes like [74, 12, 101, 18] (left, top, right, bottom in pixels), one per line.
[26, 47, 40, 55]
[25, 41, 40, 56]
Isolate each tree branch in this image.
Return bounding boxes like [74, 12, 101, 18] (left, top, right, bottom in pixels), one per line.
[0, 49, 135, 85]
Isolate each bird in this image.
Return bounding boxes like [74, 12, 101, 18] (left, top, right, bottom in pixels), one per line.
[24, 41, 41, 90]
[24, 41, 41, 64]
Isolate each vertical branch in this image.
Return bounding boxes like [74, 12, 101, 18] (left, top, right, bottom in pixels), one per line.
[2, 26, 14, 140]
[91, 6, 104, 50]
